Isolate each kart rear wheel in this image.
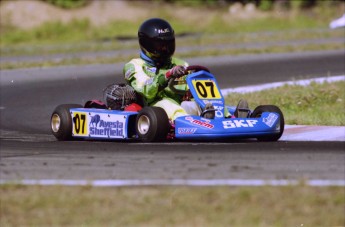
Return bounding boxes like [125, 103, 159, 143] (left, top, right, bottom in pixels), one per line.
[51, 104, 82, 141]
[136, 106, 170, 142]
[251, 105, 285, 142]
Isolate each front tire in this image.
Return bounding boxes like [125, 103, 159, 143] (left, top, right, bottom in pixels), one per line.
[251, 105, 285, 142]
[136, 107, 170, 142]
[51, 104, 82, 141]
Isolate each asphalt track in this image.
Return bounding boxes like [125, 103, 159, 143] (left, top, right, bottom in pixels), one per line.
[0, 50, 344, 184]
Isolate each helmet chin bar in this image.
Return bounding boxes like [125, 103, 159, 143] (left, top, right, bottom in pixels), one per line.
[141, 48, 172, 68]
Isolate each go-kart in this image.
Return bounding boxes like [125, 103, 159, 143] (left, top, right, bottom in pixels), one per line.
[51, 65, 284, 142]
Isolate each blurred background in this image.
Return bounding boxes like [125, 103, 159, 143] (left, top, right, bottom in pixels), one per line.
[0, 0, 344, 69]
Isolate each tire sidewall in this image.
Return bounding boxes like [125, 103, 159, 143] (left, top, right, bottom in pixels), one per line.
[136, 106, 170, 142]
[51, 104, 82, 141]
[251, 105, 285, 141]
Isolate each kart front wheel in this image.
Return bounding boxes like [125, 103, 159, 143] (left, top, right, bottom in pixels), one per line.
[251, 105, 285, 142]
[51, 104, 82, 141]
[136, 107, 170, 142]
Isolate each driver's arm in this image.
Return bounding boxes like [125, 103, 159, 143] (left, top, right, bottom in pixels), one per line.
[123, 60, 167, 102]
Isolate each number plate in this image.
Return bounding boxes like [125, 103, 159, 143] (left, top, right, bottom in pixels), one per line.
[191, 79, 222, 99]
[72, 112, 88, 136]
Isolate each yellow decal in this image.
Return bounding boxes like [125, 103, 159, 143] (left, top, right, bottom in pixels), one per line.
[72, 112, 88, 136]
[191, 80, 221, 99]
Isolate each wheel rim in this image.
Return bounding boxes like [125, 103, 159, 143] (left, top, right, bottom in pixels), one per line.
[51, 114, 61, 133]
[137, 115, 150, 135]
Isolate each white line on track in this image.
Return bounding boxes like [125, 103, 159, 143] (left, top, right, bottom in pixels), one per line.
[0, 179, 344, 187]
[221, 75, 345, 95]
[282, 125, 345, 141]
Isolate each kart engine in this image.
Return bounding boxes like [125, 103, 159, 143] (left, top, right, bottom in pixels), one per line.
[103, 83, 137, 110]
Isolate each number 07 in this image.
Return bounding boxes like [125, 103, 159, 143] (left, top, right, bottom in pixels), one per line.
[193, 80, 221, 99]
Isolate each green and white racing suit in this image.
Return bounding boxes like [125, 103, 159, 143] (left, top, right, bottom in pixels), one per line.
[123, 57, 194, 121]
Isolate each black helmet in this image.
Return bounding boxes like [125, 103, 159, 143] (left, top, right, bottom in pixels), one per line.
[138, 18, 175, 66]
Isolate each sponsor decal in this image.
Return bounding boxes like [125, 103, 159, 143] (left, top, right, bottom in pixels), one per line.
[89, 114, 100, 127]
[146, 66, 156, 74]
[185, 116, 214, 129]
[157, 28, 170, 34]
[144, 77, 154, 85]
[89, 115, 124, 137]
[223, 119, 258, 129]
[214, 105, 224, 118]
[203, 100, 224, 105]
[178, 128, 197, 134]
[263, 113, 278, 127]
[125, 69, 133, 79]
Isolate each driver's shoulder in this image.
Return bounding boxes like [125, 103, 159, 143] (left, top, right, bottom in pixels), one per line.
[123, 58, 147, 74]
[125, 58, 145, 67]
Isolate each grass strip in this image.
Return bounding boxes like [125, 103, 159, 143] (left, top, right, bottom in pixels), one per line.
[0, 184, 343, 226]
[1, 29, 343, 57]
[225, 81, 345, 126]
[1, 41, 342, 70]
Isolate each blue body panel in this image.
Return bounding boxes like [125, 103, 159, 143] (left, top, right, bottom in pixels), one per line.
[174, 112, 281, 139]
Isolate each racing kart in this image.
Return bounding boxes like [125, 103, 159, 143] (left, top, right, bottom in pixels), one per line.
[51, 65, 284, 142]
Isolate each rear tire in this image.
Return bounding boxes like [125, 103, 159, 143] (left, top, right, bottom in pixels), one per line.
[136, 107, 170, 142]
[51, 104, 82, 141]
[251, 105, 284, 142]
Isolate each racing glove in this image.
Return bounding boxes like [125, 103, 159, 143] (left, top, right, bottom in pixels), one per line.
[165, 65, 186, 79]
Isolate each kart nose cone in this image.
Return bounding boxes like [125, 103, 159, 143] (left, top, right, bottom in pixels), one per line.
[51, 114, 61, 133]
[137, 115, 150, 135]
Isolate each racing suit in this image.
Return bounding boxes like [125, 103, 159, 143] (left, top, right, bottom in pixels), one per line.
[123, 52, 196, 121]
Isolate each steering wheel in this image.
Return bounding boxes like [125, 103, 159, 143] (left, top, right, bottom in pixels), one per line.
[168, 65, 210, 95]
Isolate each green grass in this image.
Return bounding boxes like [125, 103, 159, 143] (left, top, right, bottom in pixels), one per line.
[0, 3, 344, 69]
[2, 28, 342, 58]
[1, 40, 342, 70]
[1, 184, 344, 226]
[225, 81, 345, 126]
[0, 3, 343, 46]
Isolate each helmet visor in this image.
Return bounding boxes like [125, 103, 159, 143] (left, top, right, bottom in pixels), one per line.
[144, 38, 175, 59]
